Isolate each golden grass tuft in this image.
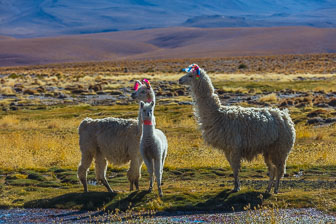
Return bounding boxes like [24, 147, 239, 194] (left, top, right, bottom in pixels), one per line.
[0, 87, 15, 95]
[0, 131, 79, 169]
[165, 136, 228, 169]
[258, 93, 278, 103]
[0, 115, 20, 128]
[221, 86, 249, 94]
[79, 75, 95, 84]
[296, 124, 316, 139]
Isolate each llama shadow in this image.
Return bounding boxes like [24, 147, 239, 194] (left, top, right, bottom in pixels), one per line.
[24, 190, 151, 212]
[104, 190, 150, 211]
[167, 189, 270, 212]
[24, 191, 118, 210]
[196, 190, 271, 212]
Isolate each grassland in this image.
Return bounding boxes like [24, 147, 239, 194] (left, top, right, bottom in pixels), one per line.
[0, 56, 336, 217]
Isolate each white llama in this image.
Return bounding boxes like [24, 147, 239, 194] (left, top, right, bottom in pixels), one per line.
[139, 101, 168, 198]
[77, 79, 155, 192]
[179, 64, 295, 194]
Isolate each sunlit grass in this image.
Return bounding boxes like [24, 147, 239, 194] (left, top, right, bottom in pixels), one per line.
[258, 93, 278, 103]
[0, 104, 335, 170]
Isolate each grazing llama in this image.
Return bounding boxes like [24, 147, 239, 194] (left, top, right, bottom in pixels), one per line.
[139, 101, 168, 197]
[179, 64, 295, 194]
[77, 79, 155, 192]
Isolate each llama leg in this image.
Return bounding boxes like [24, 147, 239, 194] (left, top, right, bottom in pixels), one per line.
[128, 157, 143, 191]
[264, 154, 276, 194]
[142, 155, 154, 192]
[95, 151, 113, 193]
[274, 161, 286, 194]
[78, 151, 93, 193]
[225, 152, 241, 192]
[148, 159, 154, 192]
[230, 153, 241, 192]
[154, 157, 163, 198]
[160, 150, 167, 186]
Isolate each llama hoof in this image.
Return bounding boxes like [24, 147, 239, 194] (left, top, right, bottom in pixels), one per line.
[148, 188, 152, 193]
[274, 190, 279, 194]
[159, 193, 163, 198]
[232, 187, 240, 193]
[135, 180, 139, 190]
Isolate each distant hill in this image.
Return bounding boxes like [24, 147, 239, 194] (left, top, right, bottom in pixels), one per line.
[1, 0, 336, 37]
[1, 27, 336, 66]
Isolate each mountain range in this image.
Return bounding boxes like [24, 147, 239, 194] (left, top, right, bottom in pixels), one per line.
[1, 0, 336, 37]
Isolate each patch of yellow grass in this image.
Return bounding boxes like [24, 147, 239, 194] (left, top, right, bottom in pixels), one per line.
[258, 93, 278, 103]
[0, 115, 20, 128]
[165, 136, 228, 169]
[4, 79, 16, 87]
[0, 105, 335, 170]
[296, 124, 316, 139]
[79, 75, 95, 84]
[0, 131, 79, 169]
[221, 86, 249, 94]
[157, 115, 196, 130]
[313, 85, 336, 93]
[0, 87, 15, 95]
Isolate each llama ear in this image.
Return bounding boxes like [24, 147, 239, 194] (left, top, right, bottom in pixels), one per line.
[134, 80, 141, 91]
[143, 79, 151, 89]
[140, 101, 144, 108]
[193, 64, 200, 75]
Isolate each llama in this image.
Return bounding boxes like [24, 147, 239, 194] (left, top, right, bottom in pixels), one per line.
[179, 64, 295, 194]
[132, 79, 156, 126]
[139, 101, 168, 198]
[77, 79, 155, 193]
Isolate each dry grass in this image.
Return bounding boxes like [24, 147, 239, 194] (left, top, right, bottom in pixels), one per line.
[0, 131, 78, 169]
[0, 86, 15, 95]
[221, 86, 249, 94]
[258, 93, 278, 103]
[0, 115, 20, 128]
[1, 53, 336, 75]
[0, 105, 335, 170]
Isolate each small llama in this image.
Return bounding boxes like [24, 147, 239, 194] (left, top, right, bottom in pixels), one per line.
[139, 101, 168, 197]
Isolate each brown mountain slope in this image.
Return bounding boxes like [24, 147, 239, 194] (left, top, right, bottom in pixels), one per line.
[0, 27, 335, 66]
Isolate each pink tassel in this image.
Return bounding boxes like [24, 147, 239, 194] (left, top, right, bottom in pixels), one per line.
[134, 82, 140, 91]
[143, 78, 150, 86]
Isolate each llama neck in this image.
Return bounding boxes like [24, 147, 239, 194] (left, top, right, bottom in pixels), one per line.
[191, 75, 221, 120]
[148, 89, 155, 103]
[142, 122, 155, 138]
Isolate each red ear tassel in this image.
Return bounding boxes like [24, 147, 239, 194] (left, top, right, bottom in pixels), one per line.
[143, 79, 151, 88]
[134, 82, 140, 91]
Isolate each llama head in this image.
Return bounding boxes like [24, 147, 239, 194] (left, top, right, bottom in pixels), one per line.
[178, 64, 203, 86]
[131, 79, 155, 103]
[139, 101, 155, 125]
